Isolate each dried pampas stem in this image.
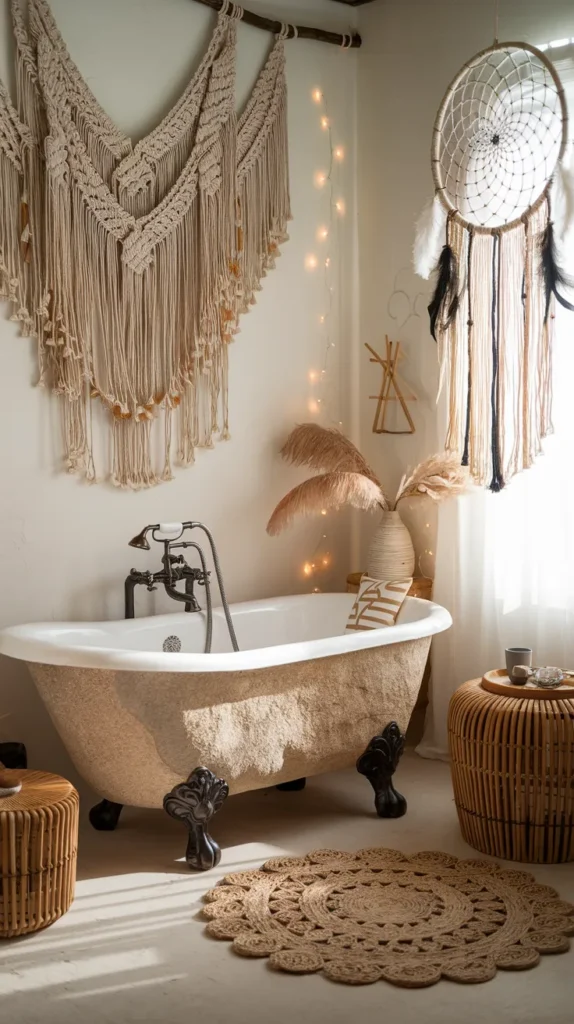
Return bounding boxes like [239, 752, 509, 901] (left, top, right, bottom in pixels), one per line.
[393, 452, 470, 508]
[413, 193, 448, 280]
[266, 472, 385, 536]
[280, 423, 381, 485]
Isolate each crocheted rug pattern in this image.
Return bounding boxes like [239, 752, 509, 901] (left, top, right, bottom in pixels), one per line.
[203, 848, 574, 987]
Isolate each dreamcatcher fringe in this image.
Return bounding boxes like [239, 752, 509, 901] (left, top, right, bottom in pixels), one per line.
[1, 1, 291, 488]
[440, 202, 552, 489]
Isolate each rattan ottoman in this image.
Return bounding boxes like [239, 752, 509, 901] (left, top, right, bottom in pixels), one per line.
[448, 677, 574, 863]
[0, 769, 79, 937]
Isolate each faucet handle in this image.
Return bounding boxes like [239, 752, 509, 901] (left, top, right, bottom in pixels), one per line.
[143, 571, 157, 592]
[157, 523, 183, 540]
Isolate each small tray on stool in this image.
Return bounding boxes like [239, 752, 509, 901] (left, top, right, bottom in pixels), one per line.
[482, 668, 574, 700]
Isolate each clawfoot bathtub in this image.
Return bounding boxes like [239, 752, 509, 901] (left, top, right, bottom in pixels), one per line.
[0, 593, 451, 869]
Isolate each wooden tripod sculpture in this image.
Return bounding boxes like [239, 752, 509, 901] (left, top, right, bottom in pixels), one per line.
[366, 337, 416, 434]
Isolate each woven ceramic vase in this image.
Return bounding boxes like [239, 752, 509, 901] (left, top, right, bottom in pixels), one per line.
[367, 510, 416, 580]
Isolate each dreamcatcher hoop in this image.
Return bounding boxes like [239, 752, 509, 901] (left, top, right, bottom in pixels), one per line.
[415, 39, 573, 493]
[431, 41, 569, 235]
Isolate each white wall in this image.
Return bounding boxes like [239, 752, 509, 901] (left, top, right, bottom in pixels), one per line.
[0, 0, 358, 776]
[357, 0, 574, 574]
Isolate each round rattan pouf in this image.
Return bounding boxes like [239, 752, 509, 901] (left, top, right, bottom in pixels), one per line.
[448, 678, 574, 863]
[0, 769, 79, 937]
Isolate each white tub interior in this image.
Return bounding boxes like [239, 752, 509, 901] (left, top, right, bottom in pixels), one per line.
[0, 593, 452, 673]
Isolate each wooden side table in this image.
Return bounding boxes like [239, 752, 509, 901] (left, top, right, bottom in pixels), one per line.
[448, 677, 574, 863]
[0, 770, 79, 937]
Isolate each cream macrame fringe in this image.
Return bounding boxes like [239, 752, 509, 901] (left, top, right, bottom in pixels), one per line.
[442, 203, 551, 488]
[3, 0, 291, 488]
[236, 37, 291, 317]
[0, 78, 36, 339]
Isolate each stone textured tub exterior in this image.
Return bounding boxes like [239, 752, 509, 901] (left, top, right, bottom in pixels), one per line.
[29, 636, 431, 806]
[0, 593, 452, 806]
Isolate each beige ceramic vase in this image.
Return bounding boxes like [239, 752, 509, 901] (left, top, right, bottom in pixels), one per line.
[367, 510, 416, 580]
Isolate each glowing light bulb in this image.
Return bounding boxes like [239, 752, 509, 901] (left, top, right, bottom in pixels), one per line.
[334, 146, 344, 161]
[317, 226, 329, 241]
[426, 523, 430, 528]
[305, 253, 318, 271]
[319, 315, 325, 324]
[314, 171, 327, 189]
[308, 370, 319, 383]
[308, 398, 319, 414]
[312, 587, 321, 594]
[303, 562, 313, 576]
[335, 198, 345, 215]
[322, 555, 331, 568]
[317, 398, 322, 404]
[321, 116, 330, 130]
[321, 509, 327, 516]
[312, 88, 323, 104]
[325, 257, 331, 268]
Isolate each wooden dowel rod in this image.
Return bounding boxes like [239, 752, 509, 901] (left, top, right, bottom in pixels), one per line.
[188, 0, 362, 47]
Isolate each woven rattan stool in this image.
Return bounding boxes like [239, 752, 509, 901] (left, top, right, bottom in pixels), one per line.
[448, 677, 574, 863]
[0, 769, 79, 937]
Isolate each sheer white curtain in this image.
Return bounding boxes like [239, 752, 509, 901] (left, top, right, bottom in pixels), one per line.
[418, 59, 574, 760]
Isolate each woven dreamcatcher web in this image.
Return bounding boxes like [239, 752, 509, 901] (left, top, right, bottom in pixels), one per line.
[415, 41, 573, 491]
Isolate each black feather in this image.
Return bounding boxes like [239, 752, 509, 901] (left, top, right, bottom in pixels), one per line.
[540, 221, 574, 322]
[427, 245, 459, 341]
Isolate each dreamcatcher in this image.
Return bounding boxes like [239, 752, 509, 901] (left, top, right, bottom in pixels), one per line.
[415, 40, 574, 490]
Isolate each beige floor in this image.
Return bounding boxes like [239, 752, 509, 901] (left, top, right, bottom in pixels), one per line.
[2, 753, 574, 1024]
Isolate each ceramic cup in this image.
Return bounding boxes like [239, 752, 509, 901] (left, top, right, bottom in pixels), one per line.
[505, 647, 533, 681]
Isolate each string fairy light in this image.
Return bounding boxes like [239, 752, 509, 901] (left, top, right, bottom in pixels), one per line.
[299, 81, 347, 588]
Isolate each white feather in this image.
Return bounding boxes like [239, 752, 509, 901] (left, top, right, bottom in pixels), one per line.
[555, 154, 574, 242]
[413, 193, 447, 280]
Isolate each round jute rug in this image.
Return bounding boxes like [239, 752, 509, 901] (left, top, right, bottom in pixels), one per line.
[202, 848, 574, 987]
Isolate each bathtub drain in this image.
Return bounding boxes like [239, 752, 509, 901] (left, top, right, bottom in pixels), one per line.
[163, 635, 182, 653]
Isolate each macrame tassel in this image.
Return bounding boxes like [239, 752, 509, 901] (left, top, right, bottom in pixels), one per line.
[540, 217, 574, 322]
[428, 241, 460, 341]
[111, 419, 158, 490]
[413, 193, 447, 280]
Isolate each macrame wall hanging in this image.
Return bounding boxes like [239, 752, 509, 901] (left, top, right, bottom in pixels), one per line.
[0, 0, 293, 487]
[415, 40, 573, 491]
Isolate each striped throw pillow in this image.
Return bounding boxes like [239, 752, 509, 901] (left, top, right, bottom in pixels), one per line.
[346, 576, 412, 631]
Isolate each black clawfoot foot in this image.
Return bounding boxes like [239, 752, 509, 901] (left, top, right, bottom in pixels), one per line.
[357, 721, 406, 818]
[89, 799, 124, 831]
[276, 777, 306, 791]
[0, 742, 27, 770]
[163, 766, 229, 872]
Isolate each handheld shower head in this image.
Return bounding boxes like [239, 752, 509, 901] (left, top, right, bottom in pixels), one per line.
[128, 525, 157, 550]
